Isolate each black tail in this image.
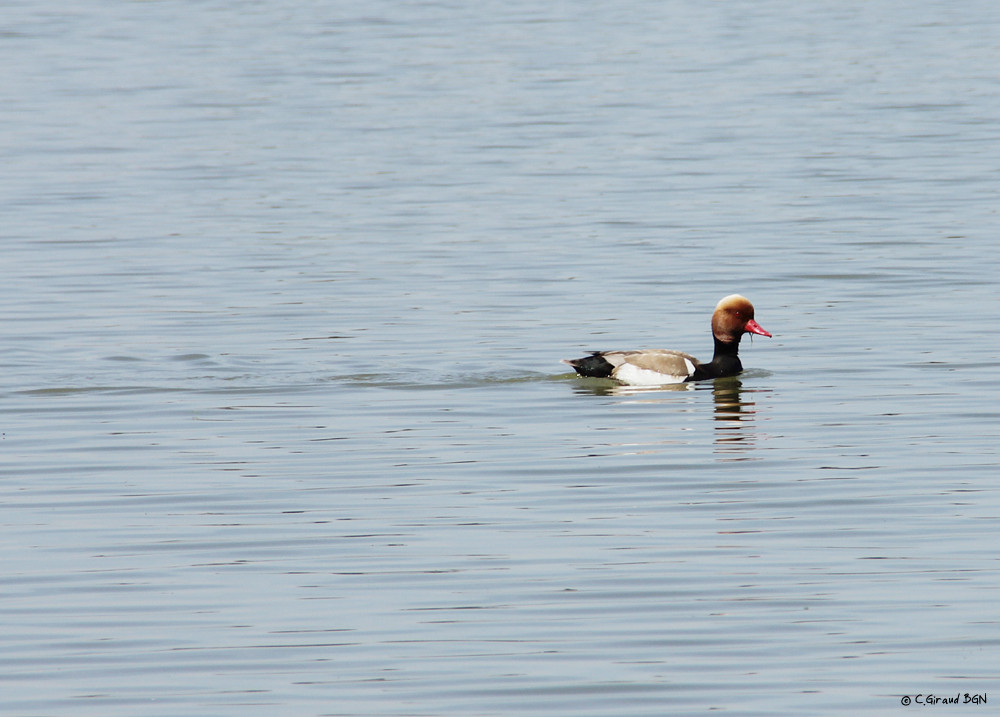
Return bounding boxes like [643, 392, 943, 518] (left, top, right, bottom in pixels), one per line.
[562, 353, 614, 378]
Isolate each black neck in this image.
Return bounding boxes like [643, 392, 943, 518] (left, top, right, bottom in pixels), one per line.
[691, 336, 743, 380]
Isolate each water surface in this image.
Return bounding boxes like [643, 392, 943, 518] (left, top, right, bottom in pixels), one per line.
[3, 1, 1000, 715]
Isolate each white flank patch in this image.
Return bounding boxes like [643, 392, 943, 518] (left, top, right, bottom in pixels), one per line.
[613, 362, 690, 386]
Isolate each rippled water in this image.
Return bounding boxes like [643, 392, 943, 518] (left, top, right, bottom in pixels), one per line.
[4, 1, 1000, 715]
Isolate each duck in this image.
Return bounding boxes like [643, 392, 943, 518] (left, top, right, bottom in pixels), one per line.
[562, 294, 771, 386]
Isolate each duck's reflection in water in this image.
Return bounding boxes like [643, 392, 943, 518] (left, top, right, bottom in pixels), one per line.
[565, 375, 766, 459]
[710, 378, 762, 459]
[570, 380, 694, 398]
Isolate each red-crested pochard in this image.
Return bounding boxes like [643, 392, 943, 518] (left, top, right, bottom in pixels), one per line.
[563, 294, 771, 386]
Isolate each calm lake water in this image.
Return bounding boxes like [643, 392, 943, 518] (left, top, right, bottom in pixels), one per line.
[4, 1, 1000, 715]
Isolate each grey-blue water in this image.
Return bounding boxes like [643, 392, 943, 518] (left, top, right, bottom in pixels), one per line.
[3, 1, 1000, 715]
